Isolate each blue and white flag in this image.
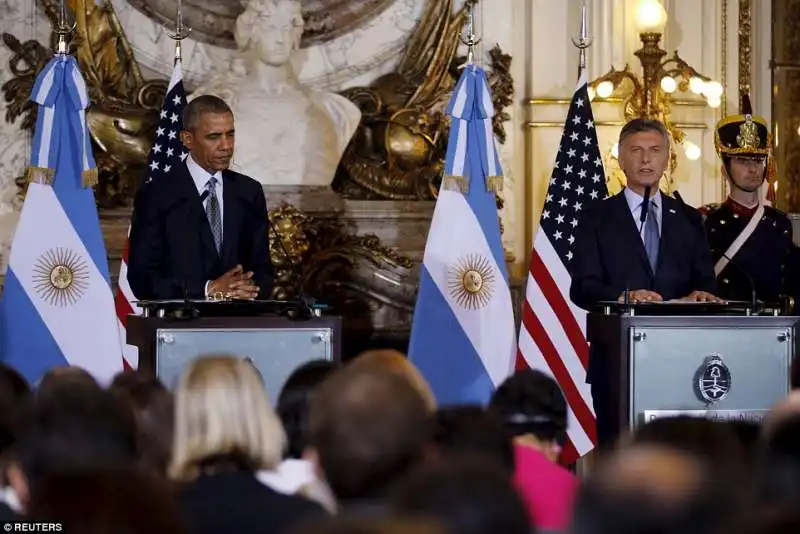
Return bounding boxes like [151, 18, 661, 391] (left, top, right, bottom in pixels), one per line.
[0, 55, 123, 385]
[408, 66, 516, 405]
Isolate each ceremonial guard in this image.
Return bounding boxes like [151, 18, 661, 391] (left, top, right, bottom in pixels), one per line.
[703, 96, 799, 311]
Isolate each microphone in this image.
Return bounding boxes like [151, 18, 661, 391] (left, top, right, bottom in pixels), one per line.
[199, 189, 210, 203]
[720, 253, 759, 315]
[639, 185, 651, 234]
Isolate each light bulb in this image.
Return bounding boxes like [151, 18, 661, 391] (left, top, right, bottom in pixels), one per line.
[611, 143, 619, 159]
[689, 76, 705, 95]
[707, 95, 721, 108]
[683, 140, 701, 160]
[660, 76, 677, 93]
[636, 0, 668, 33]
[588, 86, 596, 101]
[703, 80, 723, 98]
[597, 80, 614, 98]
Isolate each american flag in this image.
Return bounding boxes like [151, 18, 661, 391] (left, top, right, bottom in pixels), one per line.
[115, 60, 187, 369]
[516, 68, 607, 463]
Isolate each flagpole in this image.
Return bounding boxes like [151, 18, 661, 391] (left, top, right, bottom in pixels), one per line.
[458, 1, 481, 68]
[166, 0, 192, 64]
[571, 5, 593, 77]
[54, 0, 76, 56]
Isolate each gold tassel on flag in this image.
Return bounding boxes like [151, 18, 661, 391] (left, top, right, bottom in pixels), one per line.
[25, 167, 55, 186]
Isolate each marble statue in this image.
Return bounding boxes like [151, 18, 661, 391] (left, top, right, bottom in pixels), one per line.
[191, 0, 362, 187]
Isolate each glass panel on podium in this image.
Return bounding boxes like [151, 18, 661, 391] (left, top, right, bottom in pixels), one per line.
[155, 326, 335, 404]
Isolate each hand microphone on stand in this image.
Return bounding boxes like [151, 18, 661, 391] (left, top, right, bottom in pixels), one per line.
[639, 185, 652, 235]
[720, 253, 759, 315]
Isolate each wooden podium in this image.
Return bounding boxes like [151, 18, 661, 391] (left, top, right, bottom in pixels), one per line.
[587, 303, 798, 437]
[126, 301, 341, 403]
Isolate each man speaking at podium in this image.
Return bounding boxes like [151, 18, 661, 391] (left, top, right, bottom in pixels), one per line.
[570, 118, 720, 447]
[128, 95, 273, 301]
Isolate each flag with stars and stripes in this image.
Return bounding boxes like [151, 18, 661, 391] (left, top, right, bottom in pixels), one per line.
[115, 60, 187, 369]
[516, 66, 608, 463]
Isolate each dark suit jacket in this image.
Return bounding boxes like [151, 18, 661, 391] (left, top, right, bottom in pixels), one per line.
[570, 190, 717, 385]
[127, 161, 273, 300]
[570, 190, 716, 310]
[177, 471, 325, 534]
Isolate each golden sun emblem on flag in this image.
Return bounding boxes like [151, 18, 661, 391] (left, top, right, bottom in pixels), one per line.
[448, 254, 496, 310]
[32, 248, 90, 307]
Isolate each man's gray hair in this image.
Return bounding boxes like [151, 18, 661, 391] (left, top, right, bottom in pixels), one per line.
[619, 118, 670, 147]
[182, 95, 233, 132]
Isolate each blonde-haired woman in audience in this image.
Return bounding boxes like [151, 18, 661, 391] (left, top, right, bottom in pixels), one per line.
[171, 355, 324, 534]
[348, 349, 437, 411]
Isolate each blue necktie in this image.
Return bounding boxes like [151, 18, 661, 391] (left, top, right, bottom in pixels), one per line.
[643, 201, 659, 272]
[205, 176, 222, 253]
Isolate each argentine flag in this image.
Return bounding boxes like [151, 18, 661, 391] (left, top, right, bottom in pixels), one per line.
[0, 54, 122, 385]
[408, 66, 516, 405]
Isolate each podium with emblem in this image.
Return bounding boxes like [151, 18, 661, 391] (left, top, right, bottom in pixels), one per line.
[587, 303, 799, 434]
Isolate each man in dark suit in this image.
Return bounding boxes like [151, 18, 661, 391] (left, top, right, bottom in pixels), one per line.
[128, 95, 272, 301]
[570, 118, 720, 447]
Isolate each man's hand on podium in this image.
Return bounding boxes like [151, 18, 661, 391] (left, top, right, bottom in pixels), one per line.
[618, 290, 663, 304]
[678, 290, 725, 303]
[207, 265, 260, 300]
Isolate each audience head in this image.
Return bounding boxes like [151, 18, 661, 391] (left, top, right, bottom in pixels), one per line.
[626, 415, 747, 502]
[28, 470, 187, 534]
[348, 349, 436, 411]
[11, 385, 139, 508]
[391, 457, 530, 534]
[109, 371, 175, 475]
[0, 364, 31, 404]
[309, 364, 432, 503]
[36, 366, 99, 402]
[572, 445, 733, 534]
[433, 406, 514, 474]
[755, 414, 800, 510]
[289, 517, 449, 534]
[277, 359, 339, 460]
[763, 391, 800, 436]
[170, 355, 285, 481]
[489, 369, 567, 462]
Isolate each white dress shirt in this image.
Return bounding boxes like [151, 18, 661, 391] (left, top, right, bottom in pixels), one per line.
[186, 155, 224, 297]
[624, 187, 662, 242]
[186, 154, 224, 226]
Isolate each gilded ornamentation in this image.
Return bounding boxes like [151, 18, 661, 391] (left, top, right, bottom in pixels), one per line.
[738, 0, 752, 108]
[770, 0, 800, 211]
[736, 117, 759, 150]
[2, 0, 167, 207]
[32, 247, 90, 306]
[266, 204, 416, 332]
[336, 0, 514, 200]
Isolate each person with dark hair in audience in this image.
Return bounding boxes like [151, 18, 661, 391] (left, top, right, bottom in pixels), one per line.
[171, 356, 323, 534]
[627, 415, 749, 506]
[35, 366, 100, 402]
[259, 360, 338, 512]
[28, 470, 187, 534]
[572, 445, 737, 534]
[5, 384, 139, 513]
[432, 406, 515, 474]
[390, 457, 531, 534]
[308, 364, 433, 517]
[755, 414, 800, 512]
[489, 369, 577, 532]
[0, 364, 31, 521]
[108, 370, 175, 476]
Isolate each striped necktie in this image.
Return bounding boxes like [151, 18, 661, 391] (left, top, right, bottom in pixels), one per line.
[205, 176, 222, 253]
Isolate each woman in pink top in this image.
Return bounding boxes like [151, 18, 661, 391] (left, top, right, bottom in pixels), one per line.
[489, 370, 579, 532]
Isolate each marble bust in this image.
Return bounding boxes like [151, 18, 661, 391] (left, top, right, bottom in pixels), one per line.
[191, 0, 361, 187]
